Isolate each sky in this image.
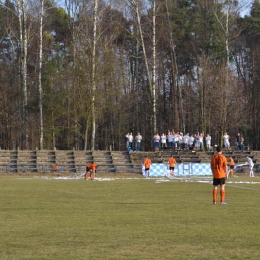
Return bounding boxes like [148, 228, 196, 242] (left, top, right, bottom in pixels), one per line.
[240, 0, 254, 17]
[55, 0, 254, 18]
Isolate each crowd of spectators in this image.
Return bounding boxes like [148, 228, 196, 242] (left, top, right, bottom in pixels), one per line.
[153, 131, 208, 151]
[126, 131, 246, 152]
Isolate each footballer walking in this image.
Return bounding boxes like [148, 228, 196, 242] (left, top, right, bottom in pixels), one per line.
[168, 155, 177, 176]
[143, 156, 152, 177]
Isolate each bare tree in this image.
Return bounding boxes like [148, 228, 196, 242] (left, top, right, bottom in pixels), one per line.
[91, 0, 98, 150]
[165, 0, 185, 132]
[151, 0, 157, 134]
[38, 0, 44, 150]
[212, 1, 251, 137]
[16, 0, 29, 148]
[127, 0, 159, 134]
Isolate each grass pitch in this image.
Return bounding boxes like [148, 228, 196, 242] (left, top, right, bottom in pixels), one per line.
[0, 174, 259, 260]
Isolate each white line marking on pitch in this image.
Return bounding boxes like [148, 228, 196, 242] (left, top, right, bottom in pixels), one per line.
[227, 185, 259, 191]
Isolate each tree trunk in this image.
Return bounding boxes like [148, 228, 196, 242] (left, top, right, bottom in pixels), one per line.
[152, 0, 157, 134]
[17, 0, 28, 149]
[39, 0, 44, 150]
[165, 0, 184, 131]
[130, 0, 156, 134]
[91, 0, 98, 150]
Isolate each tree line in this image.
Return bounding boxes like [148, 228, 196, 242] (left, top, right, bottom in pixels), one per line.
[0, 0, 259, 151]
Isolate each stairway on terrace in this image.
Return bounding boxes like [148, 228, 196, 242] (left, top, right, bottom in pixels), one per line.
[250, 151, 260, 164]
[74, 151, 93, 173]
[197, 151, 213, 163]
[111, 151, 135, 173]
[179, 150, 201, 163]
[92, 151, 116, 173]
[55, 150, 76, 173]
[17, 150, 37, 172]
[160, 150, 182, 163]
[36, 150, 56, 173]
[155, 150, 201, 163]
[197, 149, 258, 165]
[0, 150, 18, 173]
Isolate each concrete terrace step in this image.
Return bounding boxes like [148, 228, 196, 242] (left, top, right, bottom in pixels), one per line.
[181, 158, 201, 163]
[0, 149, 258, 174]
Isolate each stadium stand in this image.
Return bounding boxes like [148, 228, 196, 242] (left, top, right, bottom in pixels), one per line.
[0, 148, 258, 174]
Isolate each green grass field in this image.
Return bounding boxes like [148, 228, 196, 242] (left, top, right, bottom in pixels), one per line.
[0, 174, 259, 260]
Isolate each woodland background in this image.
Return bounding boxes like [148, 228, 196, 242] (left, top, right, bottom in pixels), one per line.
[0, 0, 259, 151]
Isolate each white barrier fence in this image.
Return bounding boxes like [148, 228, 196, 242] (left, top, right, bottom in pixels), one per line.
[142, 163, 212, 177]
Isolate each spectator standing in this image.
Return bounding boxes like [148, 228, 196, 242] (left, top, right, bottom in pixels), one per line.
[240, 137, 245, 150]
[125, 133, 130, 149]
[179, 133, 184, 150]
[206, 134, 211, 151]
[174, 132, 180, 150]
[143, 156, 152, 177]
[198, 133, 204, 151]
[153, 133, 160, 151]
[246, 157, 254, 177]
[223, 132, 230, 150]
[194, 134, 200, 151]
[183, 133, 190, 150]
[211, 146, 228, 205]
[167, 131, 174, 148]
[236, 133, 241, 149]
[128, 133, 133, 149]
[189, 134, 194, 150]
[161, 133, 167, 149]
[135, 132, 142, 151]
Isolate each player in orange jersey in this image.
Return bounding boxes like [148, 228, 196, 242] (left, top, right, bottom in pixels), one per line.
[229, 156, 235, 178]
[211, 146, 228, 205]
[90, 163, 98, 180]
[143, 156, 152, 177]
[85, 163, 92, 180]
[85, 163, 98, 180]
[168, 155, 177, 176]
